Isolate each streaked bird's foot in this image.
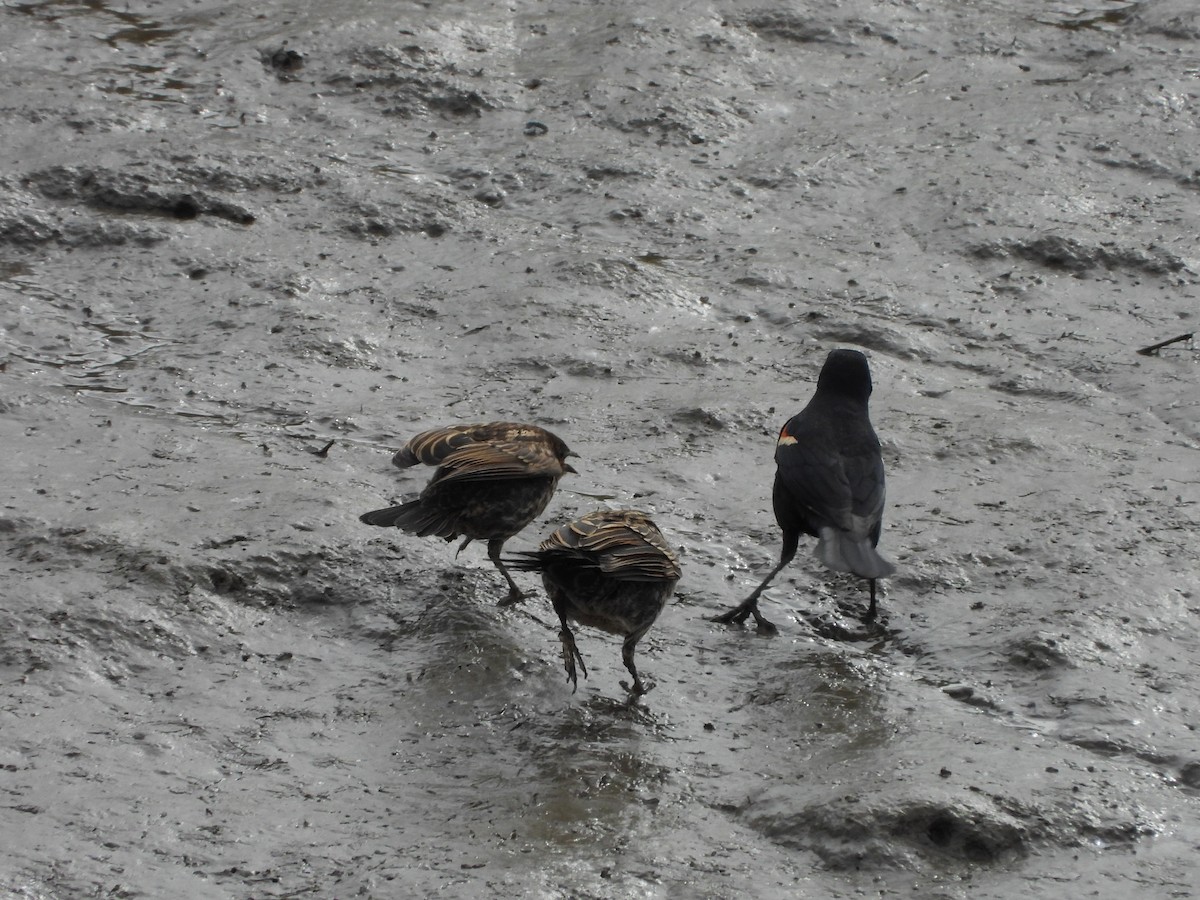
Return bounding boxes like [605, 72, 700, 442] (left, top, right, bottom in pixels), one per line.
[621, 676, 652, 696]
[559, 630, 588, 692]
[497, 587, 526, 607]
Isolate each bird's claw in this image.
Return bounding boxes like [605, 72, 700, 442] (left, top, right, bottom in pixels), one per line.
[559, 630, 588, 692]
[710, 608, 750, 626]
[712, 604, 777, 634]
[620, 678, 651, 697]
[497, 588, 526, 607]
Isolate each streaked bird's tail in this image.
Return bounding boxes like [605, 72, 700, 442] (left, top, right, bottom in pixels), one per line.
[503, 547, 599, 573]
[360, 500, 458, 540]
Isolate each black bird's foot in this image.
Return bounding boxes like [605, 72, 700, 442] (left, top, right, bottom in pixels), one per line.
[710, 607, 749, 626]
[711, 602, 778, 635]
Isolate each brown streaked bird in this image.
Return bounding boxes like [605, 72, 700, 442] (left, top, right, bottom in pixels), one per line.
[712, 349, 895, 633]
[507, 509, 681, 696]
[360, 422, 576, 604]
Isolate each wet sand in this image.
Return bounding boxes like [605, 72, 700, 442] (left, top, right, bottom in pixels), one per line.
[2, 1, 1199, 897]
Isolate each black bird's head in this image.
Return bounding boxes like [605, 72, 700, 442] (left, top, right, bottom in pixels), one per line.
[816, 348, 873, 401]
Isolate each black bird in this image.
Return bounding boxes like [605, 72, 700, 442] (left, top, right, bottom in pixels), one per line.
[508, 509, 681, 695]
[713, 349, 895, 632]
[360, 422, 575, 604]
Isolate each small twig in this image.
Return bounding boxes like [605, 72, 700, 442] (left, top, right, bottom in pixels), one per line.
[1136, 333, 1193, 356]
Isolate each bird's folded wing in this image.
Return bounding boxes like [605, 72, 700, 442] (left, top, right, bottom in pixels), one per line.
[432, 439, 564, 483]
[776, 438, 858, 532]
[584, 516, 682, 581]
[393, 426, 478, 468]
[845, 457, 887, 524]
[544, 512, 681, 581]
[598, 542, 682, 581]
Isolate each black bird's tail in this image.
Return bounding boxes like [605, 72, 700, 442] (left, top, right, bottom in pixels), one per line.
[815, 527, 896, 579]
[360, 499, 459, 540]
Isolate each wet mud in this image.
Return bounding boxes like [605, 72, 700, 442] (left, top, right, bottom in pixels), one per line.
[2, 1, 1199, 897]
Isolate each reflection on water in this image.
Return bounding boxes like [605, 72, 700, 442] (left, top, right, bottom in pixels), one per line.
[732, 650, 895, 761]
[506, 698, 675, 848]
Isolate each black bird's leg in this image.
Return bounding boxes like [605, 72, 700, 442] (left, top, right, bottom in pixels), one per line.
[711, 530, 799, 635]
[864, 578, 878, 622]
[488, 538, 526, 606]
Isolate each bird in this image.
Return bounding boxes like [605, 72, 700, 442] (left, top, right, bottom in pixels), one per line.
[507, 509, 681, 696]
[712, 348, 895, 632]
[360, 422, 576, 604]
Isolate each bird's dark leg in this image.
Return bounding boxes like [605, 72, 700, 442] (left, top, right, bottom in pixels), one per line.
[864, 577, 878, 622]
[711, 530, 798, 635]
[552, 602, 587, 692]
[488, 538, 526, 606]
[621, 627, 652, 696]
[454, 536, 473, 557]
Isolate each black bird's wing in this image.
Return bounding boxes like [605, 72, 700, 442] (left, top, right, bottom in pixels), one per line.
[774, 411, 885, 539]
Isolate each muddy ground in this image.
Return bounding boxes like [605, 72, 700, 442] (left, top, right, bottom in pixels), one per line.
[2, 0, 1199, 897]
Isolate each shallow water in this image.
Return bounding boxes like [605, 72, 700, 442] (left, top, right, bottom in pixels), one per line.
[2, 0, 1200, 897]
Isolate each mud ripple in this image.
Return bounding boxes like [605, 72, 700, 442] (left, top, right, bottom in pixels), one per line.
[971, 233, 1189, 277]
[327, 45, 500, 119]
[735, 782, 1152, 871]
[24, 165, 256, 225]
[737, 790, 1025, 869]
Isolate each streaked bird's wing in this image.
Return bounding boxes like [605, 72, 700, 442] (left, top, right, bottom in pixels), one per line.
[432, 437, 566, 484]
[543, 510, 681, 582]
[393, 425, 479, 468]
[394, 422, 568, 472]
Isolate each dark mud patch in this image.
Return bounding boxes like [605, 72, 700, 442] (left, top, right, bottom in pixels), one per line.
[736, 770, 1155, 872]
[4, 517, 388, 612]
[326, 44, 501, 119]
[738, 10, 876, 47]
[798, 607, 896, 643]
[741, 792, 1028, 869]
[970, 233, 1189, 276]
[341, 199, 459, 240]
[24, 165, 256, 224]
[0, 188, 167, 247]
[1005, 631, 1077, 671]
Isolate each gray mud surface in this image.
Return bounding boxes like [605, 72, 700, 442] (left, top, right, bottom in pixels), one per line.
[2, 1, 1199, 897]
